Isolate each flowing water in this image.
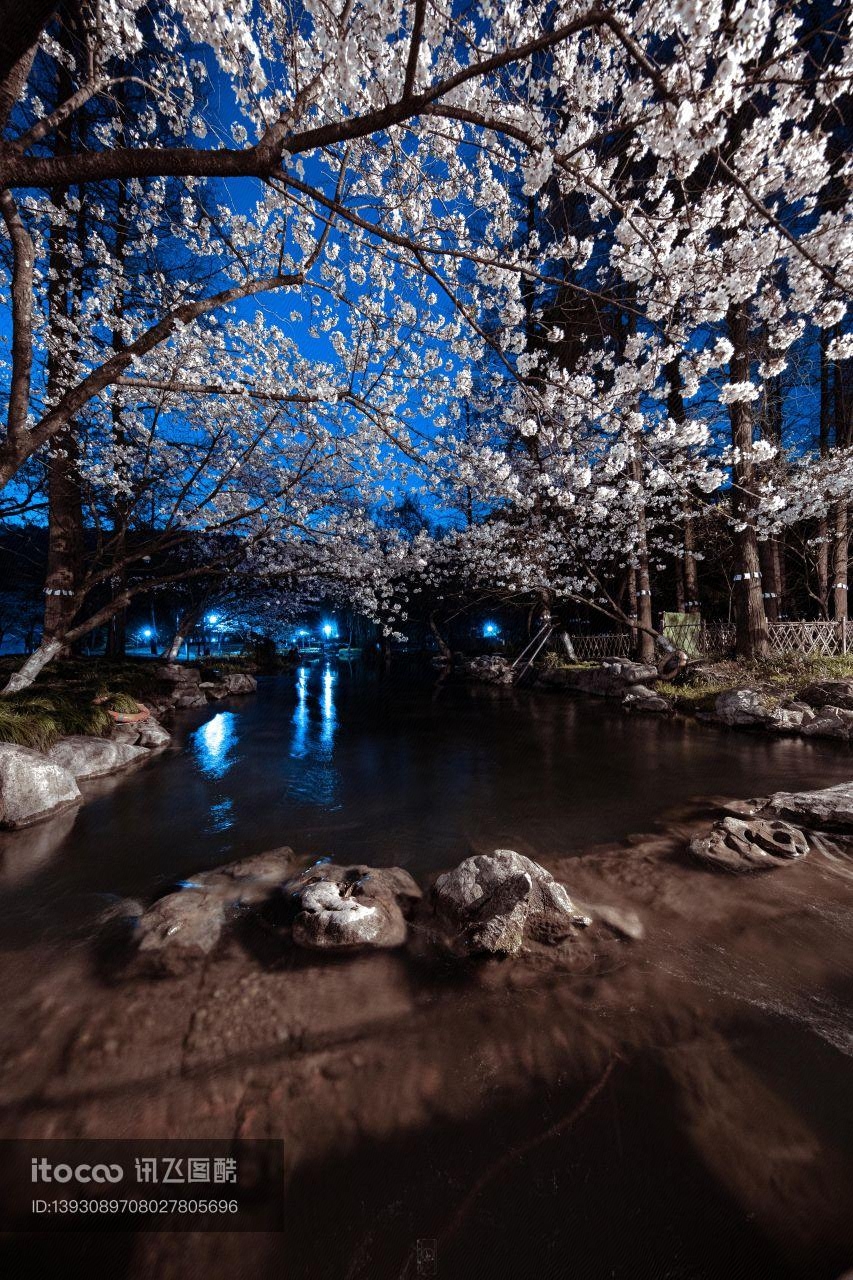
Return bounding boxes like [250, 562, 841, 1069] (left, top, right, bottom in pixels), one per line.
[1, 663, 853, 1280]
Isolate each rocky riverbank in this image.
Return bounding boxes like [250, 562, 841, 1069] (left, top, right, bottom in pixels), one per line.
[531, 654, 853, 745]
[0, 663, 258, 829]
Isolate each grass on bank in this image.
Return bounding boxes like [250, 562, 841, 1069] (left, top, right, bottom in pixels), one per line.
[539, 650, 853, 712]
[0, 652, 262, 752]
[0, 657, 168, 751]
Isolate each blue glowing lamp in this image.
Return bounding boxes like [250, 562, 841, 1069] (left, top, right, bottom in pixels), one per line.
[483, 622, 500, 638]
[143, 627, 153, 639]
[207, 613, 219, 625]
[322, 622, 334, 639]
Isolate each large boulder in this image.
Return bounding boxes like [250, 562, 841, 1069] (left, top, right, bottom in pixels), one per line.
[431, 849, 590, 955]
[0, 743, 81, 829]
[689, 816, 809, 873]
[173, 688, 208, 710]
[223, 672, 258, 695]
[762, 781, 853, 831]
[568, 660, 658, 698]
[133, 891, 226, 977]
[284, 863, 421, 951]
[798, 679, 853, 710]
[800, 705, 853, 741]
[47, 735, 148, 780]
[714, 688, 776, 728]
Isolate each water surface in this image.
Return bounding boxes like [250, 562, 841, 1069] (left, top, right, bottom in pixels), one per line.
[1, 661, 852, 945]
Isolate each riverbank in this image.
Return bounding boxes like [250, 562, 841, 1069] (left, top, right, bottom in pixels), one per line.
[0, 786, 852, 1278]
[0, 658, 260, 828]
[534, 652, 853, 743]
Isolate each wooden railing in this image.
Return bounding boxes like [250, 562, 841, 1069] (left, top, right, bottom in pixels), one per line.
[564, 619, 850, 661]
[766, 619, 849, 657]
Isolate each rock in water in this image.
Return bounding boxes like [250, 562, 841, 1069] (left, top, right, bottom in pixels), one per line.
[0, 743, 82, 829]
[284, 863, 420, 950]
[193, 847, 296, 904]
[569, 660, 658, 698]
[689, 816, 809, 873]
[800, 706, 853, 741]
[136, 718, 171, 750]
[223, 673, 258, 695]
[621, 685, 671, 713]
[714, 689, 776, 728]
[133, 891, 226, 977]
[762, 781, 853, 831]
[47, 735, 148, 780]
[461, 655, 514, 685]
[431, 849, 590, 955]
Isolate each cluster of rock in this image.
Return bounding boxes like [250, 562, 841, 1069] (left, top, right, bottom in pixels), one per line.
[689, 780, 853, 873]
[111, 847, 616, 977]
[458, 655, 515, 685]
[0, 664, 258, 829]
[709, 679, 853, 740]
[0, 728, 169, 830]
[146, 664, 258, 715]
[538, 659, 671, 713]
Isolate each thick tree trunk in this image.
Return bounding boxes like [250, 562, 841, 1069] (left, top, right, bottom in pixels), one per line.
[683, 517, 699, 614]
[832, 504, 848, 621]
[727, 306, 768, 659]
[758, 539, 780, 623]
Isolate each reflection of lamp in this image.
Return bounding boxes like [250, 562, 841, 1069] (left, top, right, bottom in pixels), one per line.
[483, 622, 500, 637]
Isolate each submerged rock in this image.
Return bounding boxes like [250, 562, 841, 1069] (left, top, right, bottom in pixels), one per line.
[0, 743, 82, 829]
[431, 849, 590, 955]
[762, 781, 853, 831]
[47, 735, 148, 780]
[689, 816, 809, 873]
[192, 847, 296, 904]
[133, 891, 226, 977]
[284, 863, 421, 951]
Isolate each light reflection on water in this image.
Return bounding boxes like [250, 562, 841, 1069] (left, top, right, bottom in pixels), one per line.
[288, 664, 340, 808]
[194, 711, 239, 779]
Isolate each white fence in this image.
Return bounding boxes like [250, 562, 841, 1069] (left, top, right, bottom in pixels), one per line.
[565, 619, 851, 661]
